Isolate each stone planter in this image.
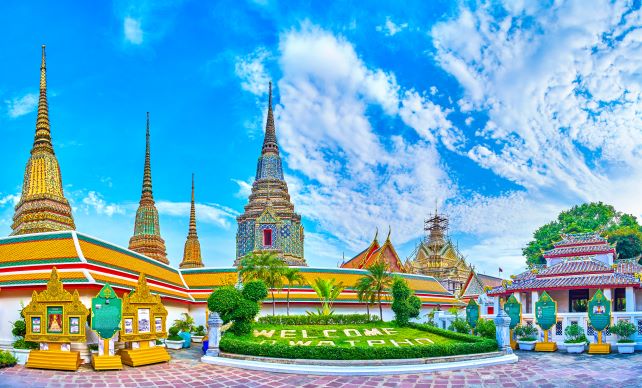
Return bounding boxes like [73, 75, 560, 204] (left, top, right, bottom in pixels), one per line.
[564, 342, 585, 353]
[11, 348, 31, 365]
[165, 340, 184, 350]
[616, 342, 636, 354]
[191, 335, 205, 343]
[517, 340, 537, 351]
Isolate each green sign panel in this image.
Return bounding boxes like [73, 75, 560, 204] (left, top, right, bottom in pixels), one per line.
[91, 284, 122, 339]
[504, 294, 522, 330]
[535, 291, 557, 331]
[588, 289, 611, 332]
[466, 299, 479, 328]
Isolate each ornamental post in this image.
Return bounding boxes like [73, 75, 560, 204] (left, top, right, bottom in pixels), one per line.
[494, 295, 512, 354]
[206, 312, 223, 357]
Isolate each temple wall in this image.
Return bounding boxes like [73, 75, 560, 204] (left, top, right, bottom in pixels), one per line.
[0, 288, 31, 350]
[636, 289, 642, 311]
[547, 290, 570, 313]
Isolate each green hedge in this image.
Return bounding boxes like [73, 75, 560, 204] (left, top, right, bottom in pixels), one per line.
[221, 322, 497, 360]
[257, 314, 379, 325]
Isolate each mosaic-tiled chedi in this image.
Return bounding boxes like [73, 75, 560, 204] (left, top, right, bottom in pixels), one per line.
[235, 83, 306, 266]
[12, 46, 76, 235]
[179, 174, 204, 268]
[128, 113, 169, 264]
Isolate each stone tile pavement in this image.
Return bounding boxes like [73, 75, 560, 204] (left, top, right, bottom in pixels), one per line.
[0, 347, 640, 387]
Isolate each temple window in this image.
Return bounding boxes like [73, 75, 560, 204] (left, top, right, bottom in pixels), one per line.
[569, 289, 589, 312]
[555, 321, 563, 336]
[522, 292, 532, 314]
[263, 229, 273, 246]
[614, 288, 626, 312]
[487, 306, 494, 315]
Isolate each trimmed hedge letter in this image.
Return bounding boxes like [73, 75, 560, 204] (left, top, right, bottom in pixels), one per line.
[367, 340, 385, 346]
[289, 341, 312, 346]
[254, 330, 275, 338]
[323, 329, 337, 338]
[363, 328, 383, 336]
[280, 330, 296, 338]
[317, 341, 336, 346]
[390, 339, 414, 347]
[343, 329, 362, 337]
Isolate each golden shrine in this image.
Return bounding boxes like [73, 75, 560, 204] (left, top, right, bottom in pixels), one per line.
[118, 274, 170, 367]
[23, 267, 88, 371]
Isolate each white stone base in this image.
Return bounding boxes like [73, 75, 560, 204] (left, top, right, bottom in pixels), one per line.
[200, 354, 518, 376]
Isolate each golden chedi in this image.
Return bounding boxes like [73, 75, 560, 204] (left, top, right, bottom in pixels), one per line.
[179, 174, 203, 268]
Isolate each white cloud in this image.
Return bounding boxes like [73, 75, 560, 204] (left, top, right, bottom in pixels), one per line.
[235, 48, 271, 96]
[156, 201, 238, 229]
[82, 191, 125, 217]
[231, 177, 253, 199]
[5, 93, 37, 118]
[0, 193, 20, 207]
[376, 17, 408, 36]
[124, 17, 143, 44]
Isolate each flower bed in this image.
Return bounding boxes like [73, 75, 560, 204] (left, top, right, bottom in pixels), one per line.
[220, 321, 497, 360]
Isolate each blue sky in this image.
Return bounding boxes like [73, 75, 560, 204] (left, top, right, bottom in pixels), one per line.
[2, 0, 642, 276]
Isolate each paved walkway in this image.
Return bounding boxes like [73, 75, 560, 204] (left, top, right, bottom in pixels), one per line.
[1, 347, 640, 387]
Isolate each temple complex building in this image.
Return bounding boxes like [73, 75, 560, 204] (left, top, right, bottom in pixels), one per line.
[234, 83, 306, 266]
[179, 174, 203, 269]
[127, 113, 169, 264]
[11, 45, 75, 235]
[405, 209, 472, 295]
[341, 229, 407, 273]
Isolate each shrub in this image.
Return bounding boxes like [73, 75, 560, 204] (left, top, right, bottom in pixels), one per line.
[475, 319, 496, 339]
[208, 280, 268, 336]
[0, 350, 18, 368]
[167, 326, 182, 341]
[448, 318, 471, 334]
[564, 324, 587, 344]
[257, 314, 379, 325]
[12, 338, 38, 350]
[11, 314, 38, 350]
[610, 320, 636, 343]
[173, 313, 195, 333]
[193, 325, 206, 336]
[391, 277, 421, 326]
[11, 320, 26, 338]
[220, 323, 497, 360]
[88, 344, 99, 351]
[514, 324, 538, 341]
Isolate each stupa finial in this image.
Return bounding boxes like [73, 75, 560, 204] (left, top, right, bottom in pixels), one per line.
[262, 81, 278, 154]
[33, 44, 53, 153]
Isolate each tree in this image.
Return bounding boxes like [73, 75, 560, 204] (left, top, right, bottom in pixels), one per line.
[355, 276, 376, 318]
[390, 277, 422, 326]
[309, 278, 345, 316]
[282, 267, 306, 316]
[207, 280, 268, 335]
[523, 202, 642, 267]
[359, 262, 394, 321]
[238, 252, 286, 315]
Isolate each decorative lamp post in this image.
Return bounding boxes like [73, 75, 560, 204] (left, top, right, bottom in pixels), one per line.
[494, 295, 513, 354]
[206, 312, 223, 357]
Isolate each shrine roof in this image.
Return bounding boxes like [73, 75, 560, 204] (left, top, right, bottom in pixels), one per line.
[537, 258, 611, 276]
[552, 233, 608, 247]
[543, 244, 614, 258]
[614, 259, 642, 274]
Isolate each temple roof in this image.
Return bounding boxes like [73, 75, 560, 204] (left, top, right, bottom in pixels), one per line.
[341, 230, 406, 272]
[461, 271, 503, 298]
[537, 258, 611, 276]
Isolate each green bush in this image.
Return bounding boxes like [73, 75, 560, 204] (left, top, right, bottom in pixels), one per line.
[88, 344, 99, 351]
[564, 324, 587, 344]
[475, 319, 496, 339]
[208, 280, 268, 336]
[193, 325, 206, 336]
[391, 277, 421, 326]
[11, 320, 26, 338]
[167, 326, 182, 341]
[448, 318, 471, 334]
[0, 350, 18, 368]
[257, 314, 378, 325]
[514, 324, 538, 341]
[11, 316, 38, 350]
[220, 323, 497, 360]
[610, 320, 636, 343]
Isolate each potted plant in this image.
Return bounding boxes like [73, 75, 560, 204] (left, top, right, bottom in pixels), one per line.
[563, 324, 588, 353]
[173, 313, 195, 348]
[191, 325, 206, 343]
[10, 316, 38, 365]
[514, 324, 538, 351]
[165, 326, 184, 350]
[88, 344, 99, 356]
[0, 350, 18, 369]
[611, 320, 636, 354]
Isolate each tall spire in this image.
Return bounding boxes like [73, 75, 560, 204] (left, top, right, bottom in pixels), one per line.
[180, 174, 203, 269]
[11, 45, 75, 235]
[128, 112, 168, 264]
[261, 81, 278, 155]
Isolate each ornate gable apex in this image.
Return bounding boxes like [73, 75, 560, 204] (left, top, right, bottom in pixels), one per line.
[374, 236, 406, 272]
[257, 207, 280, 224]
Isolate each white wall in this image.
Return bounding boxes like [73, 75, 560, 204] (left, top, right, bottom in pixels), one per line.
[0, 289, 32, 349]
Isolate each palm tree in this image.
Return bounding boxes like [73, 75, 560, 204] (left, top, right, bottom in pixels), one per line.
[238, 252, 286, 315]
[355, 276, 375, 319]
[309, 278, 345, 316]
[360, 261, 394, 320]
[282, 268, 306, 316]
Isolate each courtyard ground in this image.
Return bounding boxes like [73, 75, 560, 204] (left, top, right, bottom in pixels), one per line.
[0, 347, 640, 387]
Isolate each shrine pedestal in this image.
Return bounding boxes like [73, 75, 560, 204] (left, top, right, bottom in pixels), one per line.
[91, 355, 123, 370]
[26, 350, 82, 371]
[588, 343, 611, 354]
[535, 342, 557, 352]
[120, 347, 170, 367]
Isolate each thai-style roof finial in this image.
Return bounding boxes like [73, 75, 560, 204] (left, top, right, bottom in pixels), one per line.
[262, 81, 279, 155]
[374, 227, 379, 243]
[128, 112, 168, 264]
[11, 45, 76, 235]
[180, 173, 203, 268]
[386, 225, 392, 242]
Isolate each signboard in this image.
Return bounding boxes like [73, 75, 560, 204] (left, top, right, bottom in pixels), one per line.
[91, 284, 122, 339]
[535, 291, 557, 331]
[588, 289, 611, 332]
[504, 294, 522, 330]
[466, 299, 480, 328]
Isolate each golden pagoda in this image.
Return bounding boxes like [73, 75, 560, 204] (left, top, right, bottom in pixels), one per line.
[12, 46, 76, 235]
[179, 174, 203, 268]
[128, 113, 168, 264]
[406, 208, 471, 294]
